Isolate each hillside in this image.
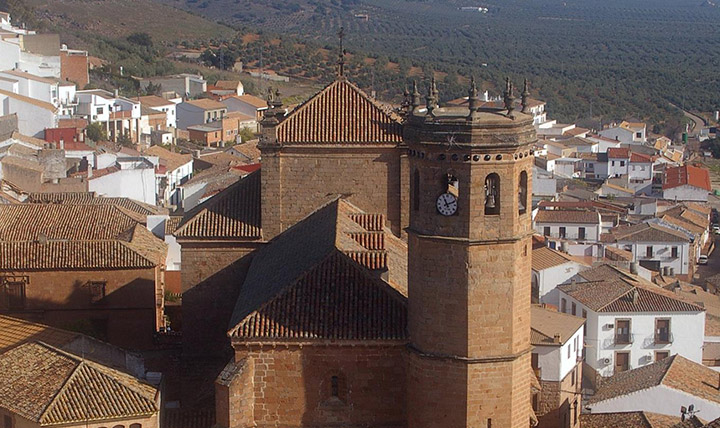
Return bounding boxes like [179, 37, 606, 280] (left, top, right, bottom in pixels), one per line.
[22, 0, 234, 46]
[154, 0, 720, 130]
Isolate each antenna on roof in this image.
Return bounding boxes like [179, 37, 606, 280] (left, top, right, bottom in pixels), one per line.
[680, 404, 699, 422]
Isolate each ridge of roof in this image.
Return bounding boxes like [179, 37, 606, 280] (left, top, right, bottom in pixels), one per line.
[275, 78, 403, 145]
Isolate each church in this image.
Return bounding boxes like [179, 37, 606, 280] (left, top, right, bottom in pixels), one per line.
[177, 62, 538, 427]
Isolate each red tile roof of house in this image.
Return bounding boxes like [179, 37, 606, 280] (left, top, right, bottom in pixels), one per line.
[630, 152, 654, 163]
[174, 170, 261, 240]
[276, 78, 403, 145]
[663, 165, 711, 191]
[558, 264, 703, 313]
[0, 342, 158, 425]
[607, 147, 630, 158]
[581, 412, 702, 428]
[534, 209, 601, 224]
[589, 355, 720, 407]
[228, 198, 408, 341]
[530, 305, 585, 346]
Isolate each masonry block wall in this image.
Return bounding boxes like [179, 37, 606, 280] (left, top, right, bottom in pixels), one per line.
[232, 344, 406, 428]
[536, 362, 582, 428]
[0, 268, 158, 349]
[180, 244, 259, 355]
[262, 147, 404, 239]
[216, 358, 255, 428]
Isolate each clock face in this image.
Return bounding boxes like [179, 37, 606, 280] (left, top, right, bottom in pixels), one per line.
[436, 192, 458, 216]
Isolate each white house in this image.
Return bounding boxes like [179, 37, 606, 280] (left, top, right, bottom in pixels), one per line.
[557, 264, 705, 378]
[0, 88, 58, 137]
[136, 95, 177, 129]
[663, 165, 711, 202]
[144, 145, 193, 207]
[176, 98, 227, 130]
[586, 133, 622, 152]
[554, 157, 582, 178]
[604, 222, 692, 276]
[532, 246, 589, 304]
[599, 121, 647, 145]
[531, 305, 585, 428]
[586, 355, 720, 421]
[629, 152, 654, 181]
[534, 210, 602, 242]
[607, 147, 630, 177]
[579, 152, 609, 179]
[76, 89, 142, 143]
[0, 69, 77, 116]
[87, 157, 157, 205]
[221, 94, 268, 130]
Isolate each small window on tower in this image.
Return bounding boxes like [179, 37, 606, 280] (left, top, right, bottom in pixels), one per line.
[331, 376, 339, 398]
[446, 173, 459, 197]
[518, 171, 528, 215]
[484, 173, 500, 216]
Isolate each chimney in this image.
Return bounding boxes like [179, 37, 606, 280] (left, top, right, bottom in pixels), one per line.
[630, 262, 638, 274]
[79, 156, 89, 173]
[553, 333, 561, 344]
[37, 233, 47, 245]
[114, 89, 119, 98]
[59, 138, 64, 150]
[632, 288, 639, 304]
[669, 267, 675, 276]
[674, 282, 682, 294]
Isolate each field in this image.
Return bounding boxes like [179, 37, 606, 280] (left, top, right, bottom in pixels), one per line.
[154, 0, 720, 129]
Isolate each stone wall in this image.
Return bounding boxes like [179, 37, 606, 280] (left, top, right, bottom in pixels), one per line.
[0, 268, 159, 349]
[536, 362, 582, 428]
[261, 146, 405, 240]
[231, 343, 406, 428]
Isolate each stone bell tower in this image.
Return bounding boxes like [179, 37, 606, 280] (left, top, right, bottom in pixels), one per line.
[405, 77, 535, 428]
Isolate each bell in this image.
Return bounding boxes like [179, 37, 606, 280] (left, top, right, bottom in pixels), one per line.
[486, 193, 496, 209]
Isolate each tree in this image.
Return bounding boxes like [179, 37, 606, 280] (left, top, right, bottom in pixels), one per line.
[86, 122, 108, 142]
[127, 32, 153, 48]
[116, 132, 134, 148]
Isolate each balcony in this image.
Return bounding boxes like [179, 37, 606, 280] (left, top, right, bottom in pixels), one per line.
[654, 332, 673, 345]
[604, 334, 634, 348]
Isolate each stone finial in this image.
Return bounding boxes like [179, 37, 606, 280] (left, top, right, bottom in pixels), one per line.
[426, 77, 438, 112]
[410, 80, 421, 110]
[401, 87, 411, 115]
[521, 78, 530, 114]
[503, 76, 515, 118]
[467, 76, 479, 119]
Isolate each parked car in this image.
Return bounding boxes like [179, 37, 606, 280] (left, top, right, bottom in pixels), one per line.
[699, 255, 709, 265]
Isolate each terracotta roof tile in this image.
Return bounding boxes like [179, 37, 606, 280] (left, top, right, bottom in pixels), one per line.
[185, 98, 226, 111]
[534, 209, 600, 224]
[135, 95, 174, 108]
[144, 145, 193, 172]
[0, 342, 157, 425]
[24, 193, 166, 216]
[276, 79, 403, 145]
[558, 264, 703, 313]
[232, 94, 267, 109]
[589, 355, 720, 408]
[631, 152, 654, 163]
[0, 315, 78, 354]
[228, 198, 408, 341]
[663, 165, 711, 191]
[608, 147, 631, 158]
[532, 247, 585, 271]
[175, 170, 261, 240]
[530, 306, 584, 346]
[581, 412, 702, 428]
[607, 222, 690, 243]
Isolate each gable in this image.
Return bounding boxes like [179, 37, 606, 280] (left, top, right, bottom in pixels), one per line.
[275, 78, 403, 145]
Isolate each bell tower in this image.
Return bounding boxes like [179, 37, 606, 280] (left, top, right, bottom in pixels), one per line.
[405, 77, 535, 428]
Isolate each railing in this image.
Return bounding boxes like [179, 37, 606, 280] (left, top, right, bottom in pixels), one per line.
[654, 332, 673, 345]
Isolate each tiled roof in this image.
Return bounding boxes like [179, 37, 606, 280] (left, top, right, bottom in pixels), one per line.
[165, 216, 183, 235]
[538, 200, 627, 214]
[215, 80, 242, 90]
[0, 315, 78, 354]
[175, 170, 261, 240]
[558, 264, 703, 313]
[607, 222, 690, 243]
[630, 152, 654, 163]
[581, 412, 703, 428]
[0, 240, 158, 270]
[232, 94, 267, 109]
[276, 78, 403, 145]
[621, 121, 646, 130]
[589, 355, 720, 407]
[144, 145, 193, 172]
[530, 305, 584, 346]
[532, 247, 585, 271]
[0, 204, 138, 240]
[0, 342, 157, 425]
[663, 165, 711, 191]
[185, 98, 226, 111]
[228, 198, 408, 341]
[135, 95, 174, 108]
[0, 204, 166, 270]
[24, 193, 166, 216]
[607, 147, 630, 158]
[534, 209, 600, 224]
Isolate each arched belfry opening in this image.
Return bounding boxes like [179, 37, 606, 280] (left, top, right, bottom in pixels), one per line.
[518, 171, 528, 215]
[484, 173, 500, 215]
